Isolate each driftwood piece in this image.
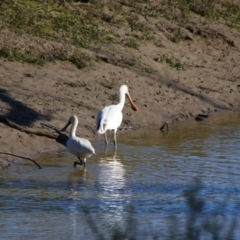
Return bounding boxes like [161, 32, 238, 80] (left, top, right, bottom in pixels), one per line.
[0, 116, 70, 169]
[0, 152, 41, 169]
[160, 122, 169, 136]
[0, 115, 68, 169]
[195, 113, 209, 122]
[0, 115, 68, 143]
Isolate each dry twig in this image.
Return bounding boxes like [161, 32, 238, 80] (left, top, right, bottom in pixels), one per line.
[0, 152, 41, 169]
[160, 122, 169, 136]
[0, 115, 68, 142]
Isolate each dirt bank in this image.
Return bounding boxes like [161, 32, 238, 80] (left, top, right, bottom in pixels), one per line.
[1, 12, 240, 168]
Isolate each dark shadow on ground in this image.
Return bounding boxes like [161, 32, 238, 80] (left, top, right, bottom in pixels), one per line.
[41, 122, 68, 147]
[0, 88, 50, 127]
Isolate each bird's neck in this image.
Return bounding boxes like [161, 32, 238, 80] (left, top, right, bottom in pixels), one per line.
[117, 91, 126, 110]
[69, 120, 78, 138]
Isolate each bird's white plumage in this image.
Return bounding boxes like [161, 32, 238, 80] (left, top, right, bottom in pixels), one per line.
[66, 137, 95, 159]
[97, 104, 123, 134]
[96, 85, 137, 148]
[62, 115, 95, 167]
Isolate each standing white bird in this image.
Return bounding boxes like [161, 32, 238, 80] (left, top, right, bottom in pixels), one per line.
[96, 85, 138, 148]
[61, 115, 95, 167]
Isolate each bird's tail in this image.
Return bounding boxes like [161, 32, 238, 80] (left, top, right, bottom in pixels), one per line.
[97, 119, 106, 134]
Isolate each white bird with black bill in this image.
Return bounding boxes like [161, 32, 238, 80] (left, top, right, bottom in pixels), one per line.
[61, 115, 95, 167]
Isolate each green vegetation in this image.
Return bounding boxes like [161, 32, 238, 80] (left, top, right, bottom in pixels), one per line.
[172, 28, 183, 43]
[142, 67, 153, 73]
[184, 0, 240, 22]
[0, 0, 239, 68]
[124, 37, 139, 49]
[137, 0, 240, 24]
[68, 52, 91, 69]
[0, 0, 103, 47]
[154, 54, 186, 70]
[0, 45, 45, 65]
[0, 45, 91, 69]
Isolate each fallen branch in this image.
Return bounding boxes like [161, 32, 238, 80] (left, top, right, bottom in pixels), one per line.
[0, 152, 41, 169]
[195, 113, 209, 122]
[0, 115, 68, 142]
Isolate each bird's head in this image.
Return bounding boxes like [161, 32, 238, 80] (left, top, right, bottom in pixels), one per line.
[61, 115, 78, 132]
[120, 85, 138, 111]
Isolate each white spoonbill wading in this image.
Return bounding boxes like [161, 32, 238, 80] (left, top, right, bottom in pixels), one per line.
[61, 115, 95, 167]
[96, 85, 138, 148]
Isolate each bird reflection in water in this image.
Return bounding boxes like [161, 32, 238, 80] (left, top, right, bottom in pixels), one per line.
[66, 149, 131, 236]
[97, 149, 130, 227]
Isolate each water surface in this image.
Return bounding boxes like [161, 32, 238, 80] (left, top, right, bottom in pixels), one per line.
[1, 110, 240, 239]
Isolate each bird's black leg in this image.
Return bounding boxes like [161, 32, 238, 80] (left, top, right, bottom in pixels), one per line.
[73, 157, 83, 168]
[73, 162, 80, 167]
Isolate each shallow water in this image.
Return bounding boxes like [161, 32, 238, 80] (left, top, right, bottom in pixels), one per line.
[1, 110, 240, 239]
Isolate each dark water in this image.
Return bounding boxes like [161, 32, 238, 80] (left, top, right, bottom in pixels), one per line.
[1, 110, 240, 239]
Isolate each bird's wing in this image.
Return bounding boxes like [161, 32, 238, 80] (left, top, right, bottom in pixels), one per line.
[96, 105, 113, 131]
[104, 106, 123, 129]
[67, 137, 95, 155]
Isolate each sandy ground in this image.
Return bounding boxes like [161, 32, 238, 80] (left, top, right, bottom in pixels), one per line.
[0, 18, 240, 169]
